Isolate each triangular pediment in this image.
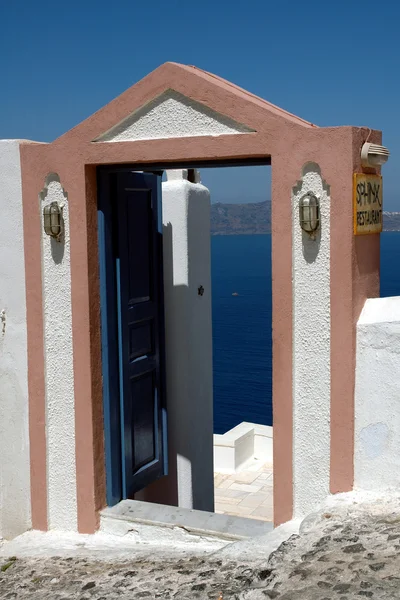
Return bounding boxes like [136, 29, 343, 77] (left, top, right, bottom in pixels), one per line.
[54, 63, 313, 147]
[94, 89, 255, 142]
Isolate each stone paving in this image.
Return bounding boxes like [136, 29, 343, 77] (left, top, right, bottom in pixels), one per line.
[214, 461, 273, 522]
[2, 492, 400, 599]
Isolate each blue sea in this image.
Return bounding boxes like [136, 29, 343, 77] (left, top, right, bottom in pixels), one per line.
[212, 232, 400, 434]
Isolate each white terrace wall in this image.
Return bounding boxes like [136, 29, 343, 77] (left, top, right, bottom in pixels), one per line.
[355, 296, 400, 490]
[0, 140, 31, 539]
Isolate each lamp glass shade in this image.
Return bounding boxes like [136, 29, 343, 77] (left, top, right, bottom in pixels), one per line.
[299, 193, 320, 234]
[43, 202, 62, 238]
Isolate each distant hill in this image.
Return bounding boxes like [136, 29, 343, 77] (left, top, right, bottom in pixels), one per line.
[210, 201, 400, 234]
[211, 201, 271, 235]
[383, 212, 400, 231]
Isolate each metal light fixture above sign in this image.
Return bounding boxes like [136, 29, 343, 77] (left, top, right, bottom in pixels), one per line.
[360, 142, 389, 168]
[299, 192, 320, 239]
[43, 201, 63, 240]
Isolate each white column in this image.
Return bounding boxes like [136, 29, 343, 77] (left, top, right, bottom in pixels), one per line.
[0, 140, 31, 539]
[162, 169, 214, 511]
[40, 174, 77, 530]
[292, 163, 331, 517]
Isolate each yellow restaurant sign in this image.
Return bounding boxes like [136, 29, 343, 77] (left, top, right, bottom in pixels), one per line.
[353, 173, 383, 235]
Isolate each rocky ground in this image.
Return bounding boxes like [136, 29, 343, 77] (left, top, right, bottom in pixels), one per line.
[1, 493, 400, 599]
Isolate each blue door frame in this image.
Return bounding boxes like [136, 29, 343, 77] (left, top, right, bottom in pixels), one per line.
[97, 168, 167, 506]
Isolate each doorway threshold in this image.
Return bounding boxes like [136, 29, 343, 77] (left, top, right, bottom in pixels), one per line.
[101, 500, 273, 544]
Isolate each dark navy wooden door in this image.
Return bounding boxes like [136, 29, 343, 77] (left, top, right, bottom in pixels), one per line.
[98, 169, 167, 505]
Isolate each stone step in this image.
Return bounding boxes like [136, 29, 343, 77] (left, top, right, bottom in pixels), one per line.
[101, 499, 273, 543]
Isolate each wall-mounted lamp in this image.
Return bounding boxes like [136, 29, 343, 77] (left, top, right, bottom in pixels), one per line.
[299, 192, 320, 239]
[43, 202, 63, 240]
[361, 142, 389, 168]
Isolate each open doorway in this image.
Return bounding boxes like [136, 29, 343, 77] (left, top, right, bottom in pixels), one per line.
[98, 162, 273, 527]
[202, 166, 273, 523]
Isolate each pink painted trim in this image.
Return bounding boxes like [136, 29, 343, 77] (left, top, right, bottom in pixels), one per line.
[271, 159, 293, 526]
[20, 144, 49, 531]
[70, 166, 106, 533]
[54, 62, 315, 148]
[329, 127, 381, 493]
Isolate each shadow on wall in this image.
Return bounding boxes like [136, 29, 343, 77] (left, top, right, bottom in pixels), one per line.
[50, 228, 65, 264]
[135, 190, 214, 513]
[301, 229, 321, 264]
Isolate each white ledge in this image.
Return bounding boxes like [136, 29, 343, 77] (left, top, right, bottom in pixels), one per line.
[213, 421, 273, 473]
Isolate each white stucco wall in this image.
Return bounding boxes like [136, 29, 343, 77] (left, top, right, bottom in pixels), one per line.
[40, 174, 77, 531]
[292, 163, 331, 517]
[159, 170, 214, 511]
[95, 90, 254, 142]
[0, 140, 31, 539]
[355, 296, 400, 490]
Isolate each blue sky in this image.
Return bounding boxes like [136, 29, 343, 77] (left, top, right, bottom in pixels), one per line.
[1, 0, 399, 208]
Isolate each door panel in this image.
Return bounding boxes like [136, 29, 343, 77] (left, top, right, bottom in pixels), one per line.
[131, 371, 156, 470]
[116, 172, 166, 498]
[125, 190, 152, 302]
[129, 320, 153, 361]
[98, 169, 167, 504]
